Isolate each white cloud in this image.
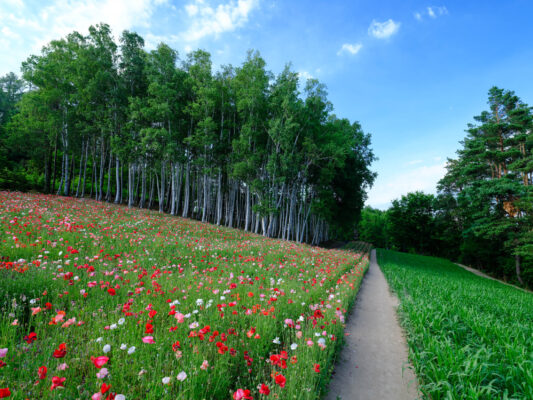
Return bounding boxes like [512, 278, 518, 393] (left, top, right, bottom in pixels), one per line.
[144, 32, 180, 50]
[337, 42, 363, 56]
[298, 70, 314, 81]
[0, 0, 170, 75]
[368, 19, 400, 39]
[3, 0, 24, 9]
[180, 0, 259, 43]
[427, 6, 449, 18]
[1, 26, 20, 40]
[415, 6, 448, 21]
[366, 162, 446, 209]
[185, 4, 199, 16]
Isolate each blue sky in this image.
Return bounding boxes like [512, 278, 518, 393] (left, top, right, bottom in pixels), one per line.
[1, 0, 532, 209]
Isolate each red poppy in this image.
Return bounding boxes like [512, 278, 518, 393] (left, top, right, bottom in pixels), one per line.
[259, 384, 270, 395]
[38, 366, 47, 380]
[100, 383, 111, 394]
[314, 363, 320, 373]
[107, 288, 116, 296]
[24, 332, 37, 344]
[0, 388, 10, 398]
[145, 323, 153, 334]
[50, 376, 66, 390]
[0, 361, 6, 368]
[91, 356, 109, 369]
[274, 374, 286, 388]
[53, 343, 67, 358]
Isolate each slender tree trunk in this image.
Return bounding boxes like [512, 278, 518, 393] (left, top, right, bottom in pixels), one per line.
[56, 153, 65, 196]
[159, 162, 165, 213]
[139, 163, 146, 209]
[105, 148, 112, 202]
[128, 163, 135, 208]
[75, 140, 84, 197]
[89, 145, 95, 198]
[245, 185, 251, 231]
[148, 174, 154, 209]
[182, 161, 190, 218]
[63, 146, 70, 196]
[81, 143, 88, 198]
[52, 131, 58, 193]
[515, 254, 524, 285]
[67, 153, 74, 197]
[114, 158, 121, 203]
[202, 172, 208, 222]
[120, 162, 124, 203]
[216, 172, 223, 225]
[175, 163, 182, 216]
[96, 137, 104, 201]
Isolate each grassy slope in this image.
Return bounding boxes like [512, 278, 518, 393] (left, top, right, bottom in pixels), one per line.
[0, 192, 368, 400]
[377, 249, 533, 400]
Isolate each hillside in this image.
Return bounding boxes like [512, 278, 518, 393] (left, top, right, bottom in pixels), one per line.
[0, 191, 368, 399]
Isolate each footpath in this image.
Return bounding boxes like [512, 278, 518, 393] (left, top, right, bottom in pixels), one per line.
[326, 249, 419, 400]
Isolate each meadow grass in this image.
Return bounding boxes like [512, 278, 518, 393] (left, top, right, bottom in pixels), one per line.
[0, 192, 368, 399]
[378, 249, 533, 400]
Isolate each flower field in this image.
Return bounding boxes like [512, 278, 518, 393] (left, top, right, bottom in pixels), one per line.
[0, 192, 369, 400]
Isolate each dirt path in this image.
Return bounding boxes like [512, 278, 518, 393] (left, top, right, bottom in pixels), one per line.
[455, 263, 530, 293]
[326, 249, 419, 400]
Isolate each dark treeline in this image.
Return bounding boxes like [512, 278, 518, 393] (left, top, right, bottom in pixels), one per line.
[359, 87, 532, 287]
[0, 24, 376, 244]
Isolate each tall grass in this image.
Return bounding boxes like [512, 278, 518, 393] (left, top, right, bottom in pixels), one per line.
[378, 249, 533, 400]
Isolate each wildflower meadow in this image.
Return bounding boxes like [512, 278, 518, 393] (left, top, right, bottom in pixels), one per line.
[0, 192, 369, 399]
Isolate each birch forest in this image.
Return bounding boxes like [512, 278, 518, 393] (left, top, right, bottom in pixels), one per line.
[0, 24, 376, 244]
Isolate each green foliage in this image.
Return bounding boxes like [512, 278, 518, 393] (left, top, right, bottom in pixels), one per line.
[387, 191, 436, 255]
[378, 249, 533, 400]
[439, 86, 532, 285]
[357, 207, 390, 248]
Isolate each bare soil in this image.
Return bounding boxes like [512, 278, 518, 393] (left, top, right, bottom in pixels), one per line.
[325, 250, 419, 400]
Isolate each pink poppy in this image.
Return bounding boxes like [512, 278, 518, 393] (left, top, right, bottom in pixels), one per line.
[142, 336, 155, 344]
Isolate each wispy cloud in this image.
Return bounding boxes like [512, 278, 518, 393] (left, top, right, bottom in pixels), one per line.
[179, 0, 260, 43]
[337, 42, 363, 56]
[368, 19, 401, 39]
[415, 5, 448, 21]
[298, 70, 314, 81]
[0, 0, 170, 69]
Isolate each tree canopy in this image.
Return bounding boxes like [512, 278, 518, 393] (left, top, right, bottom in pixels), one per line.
[0, 24, 376, 245]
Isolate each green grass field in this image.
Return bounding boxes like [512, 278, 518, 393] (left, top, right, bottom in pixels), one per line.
[378, 249, 533, 400]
